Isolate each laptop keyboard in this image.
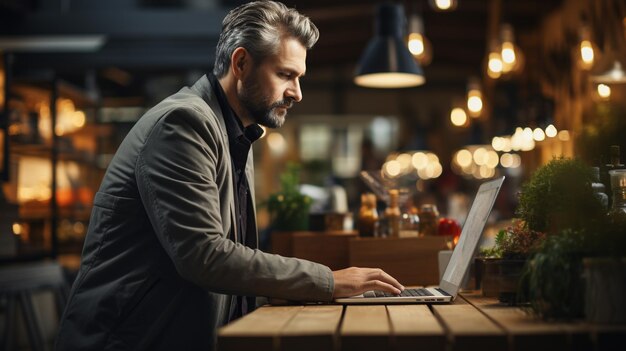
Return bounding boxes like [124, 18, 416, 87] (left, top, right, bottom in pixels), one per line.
[364, 288, 434, 298]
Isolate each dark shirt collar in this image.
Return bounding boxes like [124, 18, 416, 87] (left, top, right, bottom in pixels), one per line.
[207, 73, 264, 144]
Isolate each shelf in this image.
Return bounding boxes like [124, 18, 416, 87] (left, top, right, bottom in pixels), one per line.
[5, 72, 103, 260]
[11, 78, 98, 108]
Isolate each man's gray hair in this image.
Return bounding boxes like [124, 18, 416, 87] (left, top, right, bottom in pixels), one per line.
[213, 1, 319, 78]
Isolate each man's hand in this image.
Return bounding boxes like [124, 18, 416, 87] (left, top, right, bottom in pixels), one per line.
[332, 267, 404, 298]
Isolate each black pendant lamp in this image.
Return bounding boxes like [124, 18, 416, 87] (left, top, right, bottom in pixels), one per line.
[354, 3, 425, 88]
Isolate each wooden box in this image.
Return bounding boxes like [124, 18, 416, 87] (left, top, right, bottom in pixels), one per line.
[349, 236, 451, 286]
[271, 231, 357, 270]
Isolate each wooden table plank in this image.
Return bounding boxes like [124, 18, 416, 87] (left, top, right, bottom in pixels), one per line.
[280, 305, 343, 351]
[387, 304, 446, 351]
[218, 306, 302, 351]
[462, 293, 592, 351]
[432, 297, 508, 351]
[340, 305, 390, 351]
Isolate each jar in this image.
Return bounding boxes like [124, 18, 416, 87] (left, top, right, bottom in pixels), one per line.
[399, 211, 420, 238]
[591, 167, 609, 210]
[419, 204, 439, 236]
[358, 193, 378, 237]
[608, 169, 626, 225]
[384, 189, 402, 238]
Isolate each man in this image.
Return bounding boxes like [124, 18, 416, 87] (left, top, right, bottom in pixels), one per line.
[56, 1, 403, 350]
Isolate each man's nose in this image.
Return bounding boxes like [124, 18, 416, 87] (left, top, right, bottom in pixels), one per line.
[286, 79, 302, 102]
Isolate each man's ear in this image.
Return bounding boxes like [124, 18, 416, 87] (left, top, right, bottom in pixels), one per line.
[231, 47, 249, 79]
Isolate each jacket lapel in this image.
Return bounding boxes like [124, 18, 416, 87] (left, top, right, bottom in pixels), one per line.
[191, 75, 239, 242]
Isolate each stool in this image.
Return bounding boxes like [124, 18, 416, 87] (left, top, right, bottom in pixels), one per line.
[0, 261, 69, 351]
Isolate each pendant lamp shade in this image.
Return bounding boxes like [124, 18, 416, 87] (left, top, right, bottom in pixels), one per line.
[354, 4, 425, 88]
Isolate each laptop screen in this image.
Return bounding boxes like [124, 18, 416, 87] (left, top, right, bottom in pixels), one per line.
[439, 177, 504, 297]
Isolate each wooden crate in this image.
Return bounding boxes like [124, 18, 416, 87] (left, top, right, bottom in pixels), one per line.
[271, 231, 357, 270]
[349, 236, 451, 286]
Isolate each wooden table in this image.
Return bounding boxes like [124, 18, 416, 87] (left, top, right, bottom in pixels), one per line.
[217, 292, 626, 351]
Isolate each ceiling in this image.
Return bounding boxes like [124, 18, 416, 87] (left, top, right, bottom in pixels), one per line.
[1, 0, 565, 97]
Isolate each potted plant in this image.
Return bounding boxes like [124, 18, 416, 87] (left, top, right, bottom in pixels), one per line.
[515, 157, 605, 233]
[265, 163, 312, 231]
[478, 220, 545, 303]
[515, 157, 621, 321]
[479, 157, 605, 309]
[520, 228, 587, 320]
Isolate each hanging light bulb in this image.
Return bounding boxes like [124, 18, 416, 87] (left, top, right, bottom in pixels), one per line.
[577, 26, 597, 70]
[487, 39, 503, 79]
[545, 124, 558, 138]
[597, 83, 611, 100]
[466, 77, 483, 117]
[450, 107, 468, 127]
[407, 14, 433, 66]
[449, 98, 468, 127]
[589, 5, 626, 84]
[500, 24, 523, 73]
[429, 0, 457, 11]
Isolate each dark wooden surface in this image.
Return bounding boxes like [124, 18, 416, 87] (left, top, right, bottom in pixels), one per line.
[217, 292, 626, 351]
[270, 232, 449, 285]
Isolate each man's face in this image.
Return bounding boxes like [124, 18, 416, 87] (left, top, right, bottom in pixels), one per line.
[238, 37, 307, 128]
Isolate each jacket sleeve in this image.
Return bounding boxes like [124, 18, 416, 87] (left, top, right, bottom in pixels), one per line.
[135, 108, 334, 302]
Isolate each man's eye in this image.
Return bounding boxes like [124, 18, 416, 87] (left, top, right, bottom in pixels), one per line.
[278, 72, 291, 79]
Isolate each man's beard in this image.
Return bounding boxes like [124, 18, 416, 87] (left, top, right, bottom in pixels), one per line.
[239, 73, 294, 128]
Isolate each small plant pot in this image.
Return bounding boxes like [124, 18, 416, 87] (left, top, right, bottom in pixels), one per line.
[272, 210, 310, 232]
[583, 257, 626, 324]
[480, 258, 527, 304]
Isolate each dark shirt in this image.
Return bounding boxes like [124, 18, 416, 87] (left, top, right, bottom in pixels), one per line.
[208, 73, 263, 320]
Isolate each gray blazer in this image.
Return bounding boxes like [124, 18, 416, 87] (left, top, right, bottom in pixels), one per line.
[55, 75, 334, 350]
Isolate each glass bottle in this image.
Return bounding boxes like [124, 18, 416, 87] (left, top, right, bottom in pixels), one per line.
[399, 207, 420, 238]
[419, 203, 439, 236]
[384, 189, 402, 238]
[591, 167, 609, 210]
[358, 193, 378, 237]
[602, 145, 625, 207]
[608, 169, 626, 226]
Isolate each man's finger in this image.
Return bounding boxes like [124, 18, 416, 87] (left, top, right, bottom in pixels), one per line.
[366, 269, 404, 291]
[363, 280, 402, 295]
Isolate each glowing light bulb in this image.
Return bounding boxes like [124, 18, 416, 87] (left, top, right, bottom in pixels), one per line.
[500, 153, 513, 168]
[501, 42, 516, 65]
[408, 33, 425, 56]
[466, 78, 483, 117]
[492, 137, 503, 151]
[467, 93, 483, 116]
[580, 40, 595, 67]
[533, 128, 545, 141]
[412, 152, 428, 170]
[545, 124, 557, 138]
[597, 84, 611, 99]
[450, 107, 468, 127]
[455, 149, 472, 168]
[488, 52, 503, 79]
[498, 24, 522, 74]
[384, 160, 401, 177]
[406, 15, 433, 66]
[434, 0, 453, 10]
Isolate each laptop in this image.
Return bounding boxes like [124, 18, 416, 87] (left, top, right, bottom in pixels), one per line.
[335, 176, 505, 304]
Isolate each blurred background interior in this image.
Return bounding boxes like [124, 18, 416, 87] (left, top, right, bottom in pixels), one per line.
[1, 0, 626, 348]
